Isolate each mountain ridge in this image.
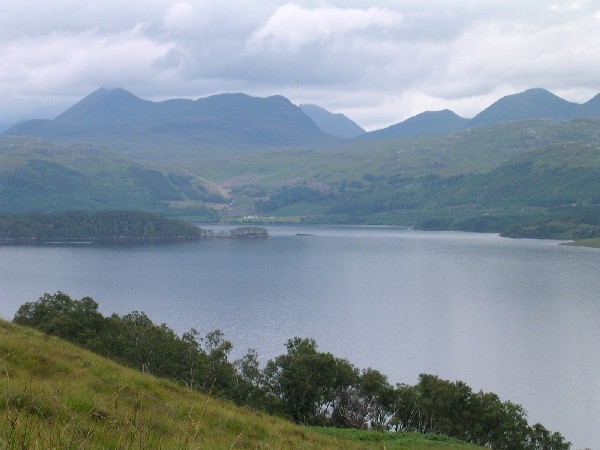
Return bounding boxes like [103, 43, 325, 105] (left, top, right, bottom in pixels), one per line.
[467, 88, 581, 127]
[299, 104, 365, 138]
[362, 109, 470, 140]
[5, 87, 600, 155]
[4, 88, 340, 157]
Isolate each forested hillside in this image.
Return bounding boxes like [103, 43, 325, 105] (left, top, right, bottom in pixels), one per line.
[0, 136, 223, 217]
[8, 292, 570, 449]
[248, 138, 600, 239]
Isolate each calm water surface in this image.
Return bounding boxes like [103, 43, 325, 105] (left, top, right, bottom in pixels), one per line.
[0, 225, 598, 448]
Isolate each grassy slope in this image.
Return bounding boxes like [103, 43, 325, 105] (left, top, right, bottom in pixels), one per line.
[188, 117, 600, 189]
[0, 320, 481, 449]
[3, 118, 600, 219]
[564, 237, 600, 248]
[0, 136, 220, 216]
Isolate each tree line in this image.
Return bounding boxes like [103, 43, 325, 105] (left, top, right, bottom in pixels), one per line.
[13, 292, 570, 450]
[0, 210, 267, 242]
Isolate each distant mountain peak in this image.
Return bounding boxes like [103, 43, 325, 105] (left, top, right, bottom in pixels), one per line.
[70, 87, 142, 104]
[468, 88, 579, 127]
[55, 87, 148, 122]
[361, 109, 469, 140]
[522, 87, 552, 94]
[299, 104, 365, 139]
[6, 87, 600, 150]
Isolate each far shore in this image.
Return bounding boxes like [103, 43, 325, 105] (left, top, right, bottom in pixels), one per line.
[563, 238, 600, 248]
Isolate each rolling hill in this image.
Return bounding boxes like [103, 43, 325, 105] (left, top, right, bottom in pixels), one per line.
[199, 117, 600, 239]
[4, 115, 600, 226]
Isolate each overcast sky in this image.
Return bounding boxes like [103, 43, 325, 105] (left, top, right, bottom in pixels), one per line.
[2, 0, 600, 130]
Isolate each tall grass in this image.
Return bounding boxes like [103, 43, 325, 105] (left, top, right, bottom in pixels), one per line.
[0, 320, 481, 449]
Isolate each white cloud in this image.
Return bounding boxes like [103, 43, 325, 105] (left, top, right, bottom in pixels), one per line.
[165, 2, 196, 34]
[1, 1, 600, 130]
[247, 3, 403, 51]
[1, 30, 171, 91]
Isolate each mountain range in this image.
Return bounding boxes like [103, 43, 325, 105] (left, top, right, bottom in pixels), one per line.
[5, 87, 600, 157]
[361, 88, 600, 140]
[4, 88, 339, 158]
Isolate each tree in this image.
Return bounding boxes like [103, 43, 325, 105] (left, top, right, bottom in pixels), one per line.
[264, 337, 358, 424]
[13, 292, 103, 345]
[528, 423, 571, 450]
[331, 368, 393, 430]
[201, 329, 236, 395]
[233, 348, 270, 409]
[181, 328, 207, 391]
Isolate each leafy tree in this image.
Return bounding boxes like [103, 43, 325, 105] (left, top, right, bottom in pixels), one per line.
[13, 292, 104, 345]
[201, 329, 236, 395]
[528, 423, 571, 450]
[181, 328, 208, 390]
[233, 348, 272, 409]
[332, 368, 394, 430]
[264, 337, 358, 424]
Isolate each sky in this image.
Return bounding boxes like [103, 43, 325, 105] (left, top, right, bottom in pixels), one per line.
[2, 0, 600, 131]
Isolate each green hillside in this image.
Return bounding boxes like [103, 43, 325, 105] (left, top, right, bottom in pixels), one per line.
[0, 318, 483, 449]
[3, 115, 600, 240]
[0, 136, 223, 217]
[4, 292, 571, 449]
[192, 117, 600, 187]
[217, 126, 600, 240]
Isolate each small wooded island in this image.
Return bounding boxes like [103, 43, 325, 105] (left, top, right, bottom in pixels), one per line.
[0, 210, 267, 243]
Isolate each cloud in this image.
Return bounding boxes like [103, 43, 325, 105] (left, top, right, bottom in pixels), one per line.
[0, 26, 173, 122]
[1, 1, 600, 130]
[0, 29, 171, 92]
[428, 12, 600, 99]
[165, 2, 196, 34]
[247, 3, 403, 51]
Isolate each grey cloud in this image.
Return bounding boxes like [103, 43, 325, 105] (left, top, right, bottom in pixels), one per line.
[1, 1, 600, 130]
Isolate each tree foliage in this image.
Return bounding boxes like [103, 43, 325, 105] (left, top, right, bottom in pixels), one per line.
[0, 211, 267, 242]
[0, 210, 205, 240]
[13, 293, 571, 449]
